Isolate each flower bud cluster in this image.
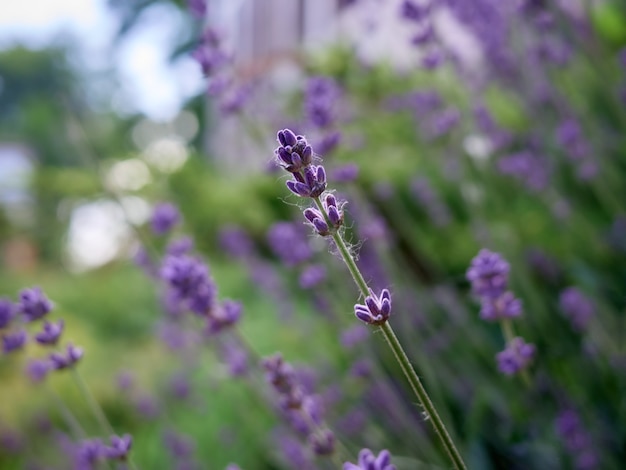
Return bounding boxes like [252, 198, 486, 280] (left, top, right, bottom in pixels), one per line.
[74, 434, 133, 468]
[262, 353, 335, 456]
[344, 448, 396, 470]
[275, 129, 344, 237]
[354, 289, 392, 326]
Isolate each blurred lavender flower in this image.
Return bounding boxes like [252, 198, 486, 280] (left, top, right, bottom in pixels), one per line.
[0, 299, 14, 329]
[314, 131, 342, 155]
[163, 430, 196, 459]
[305, 76, 340, 128]
[26, 359, 50, 383]
[103, 434, 132, 461]
[466, 249, 510, 299]
[267, 222, 312, 267]
[559, 288, 594, 332]
[479, 291, 522, 321]
[186, 0, 206, 18]
[49, 343, 83, 370]
[35, 320, 64, 346]
[555, 409, 598, 470]
[344, 449, 395, 470]
[116, 371, 134, 391]
[192, 28, 230, 77]
[331, 163, 360, 183]
[401, 0, 429, 22]
[167, 237, 195, 257]
[299, 264, 327, 289]
[136, 395, 160, 420]
[219, 84, 253, 115]
[225, 465, 241, 470]
[2, 330, 27, 354]
[308, 428, 335, 456]
[340, 324, 369, 349]
[427, 108, 461, 138]
[18, 287, 53, 322]
[133, 245, 158, 277]
[496, 337, 535, 375]
[160, 255, 217, 315]
[410, 177, 452, 227]
[498, 151, 550, 191]
[354, 289, 392, 325]
[206, 300, 242, 335]
[74, 439, 104, 470]
[219, 225, 255, 259]
[219, 341, 248, 377]
[151, 202, 181, 236]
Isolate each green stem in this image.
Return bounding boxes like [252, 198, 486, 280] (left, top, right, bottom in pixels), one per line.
[313, 198, 466, 470]
[45, 383, 87, 439]
[71, 368, 114, 436]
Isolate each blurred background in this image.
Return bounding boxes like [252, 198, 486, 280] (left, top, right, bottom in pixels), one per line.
[1, 0, 626, 469]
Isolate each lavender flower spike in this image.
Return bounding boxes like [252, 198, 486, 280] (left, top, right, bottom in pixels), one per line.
[354, 289, 392, 325]
[275, 129, 313, 173]
[303, 193, 344, 236]
[2, 330, 27, 354]
[103, 434, 132, 461]
[49, 343, 84, 370]
[151, 202, 181, 235]
[0, 299, 14, 329]
[35, 320, 64, 346]
[286, 165, 327, 198]
[344, 448, 396, 470]
[466, 249, 510, 299]
[18, 287, 53, 322]
[497, 337, 535, 376]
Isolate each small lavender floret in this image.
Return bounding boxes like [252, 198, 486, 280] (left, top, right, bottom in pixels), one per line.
[344, 449, 396, 470]
[496, 337, 535, 376]
[75, 439, 104, 469]
[18, 287, 53, 322]
[49, 343, 84, 370]
[276, 129, 313, 173]
[466, 249, 510, 299]
[206, 300, 242, 335]
[103, 434, 132, 461]
[0, 299, 14, 329]
[286, 165, 327, 198]
[303, 194, 344, 236]
[401, 0, 428, 22]
[559, 287, 594, 331]
[309, 428, 335, 456]
[35, 320, 64, 346]
[2, 330, 27, 354]
[354, 289, 392, 325]
[160, 255, 217, 315]
[151, 202, 181, 235]
[479, 291, 522, 321]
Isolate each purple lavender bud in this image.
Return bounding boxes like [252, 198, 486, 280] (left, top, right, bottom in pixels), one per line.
[160, 255, 217, 314]
[312, 217, 330, 236]
[75, 439, 104, 468]
[498, 151, 550, 191]
[188, 282, 218, 316]
[192, 28, 230, 77]
[206, 300, 242, 335]
[354, 289, 392, 325]
[287, 165, 327, 198]
[0, 299, 15, 329]
[275, 130, 313, 173]
[151, 202, 180, 235]
[166, 237, 195, 257]
[103, 434, 132, 461]
[218, 225, 255, 259]
[559, 287, 594, 332]
[18, 287, 53, 322]
[49, 343, 83, 370]
[309, 428, 335, 456]
[262, 354, 296, 394]
[278, 129, 298, 147]
[411, 25, 435, 45]
[35, 320, 64, 345]
[2, 330, 27, 354]
[479, 292, 522, 321]
[299, 264, 327, 289]
[401, 0, 428, 21]
[496, 337, 535, 376]
[26, 359, 50, 383]
[344, 449, 396, 470]
[466, 249, 510, 299]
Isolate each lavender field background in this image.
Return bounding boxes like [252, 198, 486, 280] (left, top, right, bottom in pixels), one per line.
[0, 0, 625, 469]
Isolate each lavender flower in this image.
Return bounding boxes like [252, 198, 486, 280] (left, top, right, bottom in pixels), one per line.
[331, 163, 359, 183]
[466, 249, 510, 299]
[498, 151, 550, 192]
[160, 255, 217, 315]
[340, 324, 369, 349]
[151, 202, 180, 235]
[354, 289, 392, 325]
[0, 299, 14, 329]
[186, 0, 206, 18]
[286, 165, 327, 198]
[308, 428, 335, 456]
[26, 359, 50, 383]
[401, 0, 428, 22]
[305, 76, 340, 128]
[267, 222, 312, 266]
[18, 287, 53, 322]
[2, 330, 27, 354]
[275, 129, 314, 173]
[344, 449, 395, 470]
[192, 28, 230, 77]
[559, 287, 594, 331]
[205, 300, 242, 335]
[218, 225, 255, 259]
[75, 439, 104, 469]
[303, 193, 344, 236]
[166, 237, 195, 257]
[299, 265, 327, 289]
[34, 320, 64, 346]
[496, 337, 535, 375]
[49, 343, 84, 370]
[555, 409, 598, 470]
[479, 291, 522, 321]
[103, 434, 132, 460]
